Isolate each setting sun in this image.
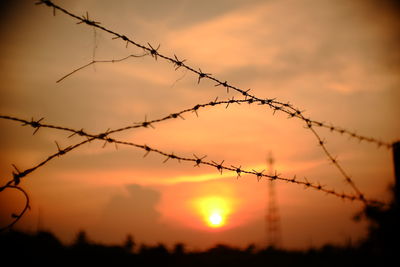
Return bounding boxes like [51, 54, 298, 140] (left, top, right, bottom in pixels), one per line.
[208, 212, 223, 227]
[192, 196, 232, 229]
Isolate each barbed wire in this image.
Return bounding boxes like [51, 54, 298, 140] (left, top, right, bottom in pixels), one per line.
[0, 113, 385, 209]
[0, 184, 30, 232]
[33, 0, 397, 202]
[0, 92, 389, 230]
[0, 96, 291, 188]
[0, 0, 393, 230]
[1, 102, 389, 204]
[36, 0, 394, 149]
[1, 97, 270, 137]
[55, 51, 394, 197]
[55, 52, 395, 152]
[57, 60, 389, 202]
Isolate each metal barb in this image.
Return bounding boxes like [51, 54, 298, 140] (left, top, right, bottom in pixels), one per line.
[147, 43, 160, 60]
[197, 68, 211, 84]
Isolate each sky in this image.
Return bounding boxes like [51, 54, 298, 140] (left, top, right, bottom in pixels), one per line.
[0, 0, 399, 251]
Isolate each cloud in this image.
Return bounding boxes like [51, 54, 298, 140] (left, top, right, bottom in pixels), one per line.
[165, 0, 400, 95]
[92, 184, 163, 243]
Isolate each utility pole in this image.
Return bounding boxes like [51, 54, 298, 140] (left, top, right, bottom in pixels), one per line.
[266, 152, 282, 249]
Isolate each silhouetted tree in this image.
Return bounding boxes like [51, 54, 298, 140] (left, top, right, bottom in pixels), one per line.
[74, 230, 89, 246]
[245, 243, 256, 254]
[173, 242, 185, 255]
[35, 230, 63, 249]
[355, 186, 400, 256]
[123, 234, 135, 253]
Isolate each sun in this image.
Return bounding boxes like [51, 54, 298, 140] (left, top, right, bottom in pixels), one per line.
[208, 212, 223, 227]
[193, 196, 231, 228]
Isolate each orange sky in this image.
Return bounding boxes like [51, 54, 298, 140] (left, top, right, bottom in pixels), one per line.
[0, 0, 399, 250]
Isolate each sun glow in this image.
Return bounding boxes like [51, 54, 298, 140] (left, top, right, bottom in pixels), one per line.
[193, 196, 232, 228]
[208, 212, 223, 227]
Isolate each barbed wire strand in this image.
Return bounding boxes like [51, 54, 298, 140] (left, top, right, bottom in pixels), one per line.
[0, 97, 284, 187]
[0, 111, 386, 208]
[0, 185, 30, 232]
[0, 97, 258, 192]
[34, 0, 396, 202]
[0, 115, 385, 209]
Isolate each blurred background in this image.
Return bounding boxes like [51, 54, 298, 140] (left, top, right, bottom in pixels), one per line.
[0, 0, 399, 251]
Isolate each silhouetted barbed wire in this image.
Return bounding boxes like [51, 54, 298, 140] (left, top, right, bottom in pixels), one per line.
[0, 114, 385, 209]
[36, 0, 394, 149]
[1, 97, 269, 136]
[1, 0, 393, 230]
[0, 185, 30, 231]
[34, 0, 395, 202]
[56, 53, 395, 152]
[55, 53, 393, 199]
[0, 97, 288, 187]
[0, 90, 389, 230]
